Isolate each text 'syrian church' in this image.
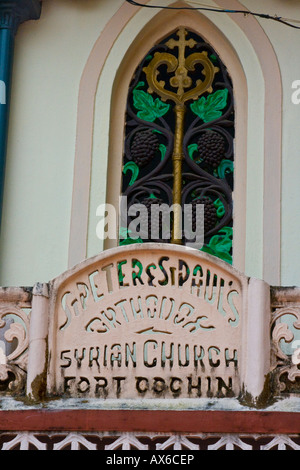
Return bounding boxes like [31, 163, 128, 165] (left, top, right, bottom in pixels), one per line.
[0, 0, 300, 452]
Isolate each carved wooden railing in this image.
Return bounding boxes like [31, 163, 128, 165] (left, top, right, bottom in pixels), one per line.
[1, 432, 300, 451]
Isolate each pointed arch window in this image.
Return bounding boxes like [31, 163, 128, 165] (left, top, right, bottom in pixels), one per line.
[120, 27, 234, 264]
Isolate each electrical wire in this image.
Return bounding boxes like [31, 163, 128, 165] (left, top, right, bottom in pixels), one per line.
[125, 0, 300, 30]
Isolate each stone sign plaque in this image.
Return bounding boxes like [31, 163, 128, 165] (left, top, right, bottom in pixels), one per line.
[48, 245, 249, 399]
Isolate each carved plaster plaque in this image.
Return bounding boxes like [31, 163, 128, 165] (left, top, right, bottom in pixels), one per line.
[47, 245, 249, 399]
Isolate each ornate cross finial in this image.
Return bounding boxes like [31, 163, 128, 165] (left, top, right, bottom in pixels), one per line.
[166, 28, 197, 63]
[142, 29, 219, 243]
[165, 28, 197, 97]
[143, 27, 218, 105]
[166, 27, 197, 65]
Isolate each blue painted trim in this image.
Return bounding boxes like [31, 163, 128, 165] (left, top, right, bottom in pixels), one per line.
[0, 1, 41, 237]
[0, 27, 14, 235]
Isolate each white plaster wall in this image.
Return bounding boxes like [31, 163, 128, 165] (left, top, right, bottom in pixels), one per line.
[0, 0, 123, 286]
[0, 0, 299, 287]
[240, 0, 300, 286]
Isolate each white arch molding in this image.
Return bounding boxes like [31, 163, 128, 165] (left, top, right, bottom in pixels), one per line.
[68, 0, 282, 286]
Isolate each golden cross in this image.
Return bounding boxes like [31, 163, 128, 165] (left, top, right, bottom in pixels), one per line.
[143, 29, 218, 243]
[167, 27, 197, 68]
[166, 28, 197, 98]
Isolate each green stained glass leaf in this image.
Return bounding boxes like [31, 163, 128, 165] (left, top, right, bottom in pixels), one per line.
[133, 82, 170, 122]
[123, 161, 139, 186]
[188, 143, 199, 160]
[159, 144, 167, 161]
[214, 198, 225, 219]
[154, 98, 170, 117]
[119, 226, 129, 239]
[201, 226, 233, 264]
[218, 159, 234, 179]
[190, 89, 229, 123]
[119, 227, 143, 246]
[202, 245, 233, 264]
[120, 237, 144, 246]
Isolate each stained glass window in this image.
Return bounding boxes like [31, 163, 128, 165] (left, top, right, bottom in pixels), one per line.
[120, 27, 234, 264]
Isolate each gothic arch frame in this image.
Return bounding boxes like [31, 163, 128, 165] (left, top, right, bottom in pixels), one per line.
[68, 0, 282, 285]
